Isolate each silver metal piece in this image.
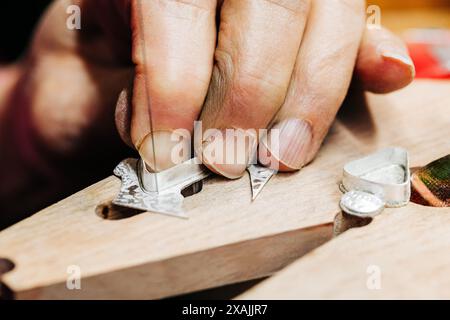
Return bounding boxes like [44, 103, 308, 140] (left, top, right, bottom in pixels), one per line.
[113, 158, 210, 218]
[140, 158, 208, 193]
[341, 147, 410, 207]
[247, 164, 276, 201]
[340, 190, 385, 218]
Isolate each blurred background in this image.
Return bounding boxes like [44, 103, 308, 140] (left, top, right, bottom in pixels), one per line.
[370, 0, 450, 32]
[0, 1, 51, 62]
[0, 0, 449, 63]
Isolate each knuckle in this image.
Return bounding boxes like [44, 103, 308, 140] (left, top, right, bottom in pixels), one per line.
[210, 49, 286, 126]
[159, 0, 216, 12]
[230, 69, 286, 118]
[136, 70, 203, 109]
[333, 0, 366, 15]
[260, 0, 311, 17]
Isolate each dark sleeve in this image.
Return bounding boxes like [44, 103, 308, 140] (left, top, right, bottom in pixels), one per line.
[0, 0, 51, 62]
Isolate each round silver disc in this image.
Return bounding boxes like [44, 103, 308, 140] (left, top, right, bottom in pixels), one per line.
[340, 190, 385, 218]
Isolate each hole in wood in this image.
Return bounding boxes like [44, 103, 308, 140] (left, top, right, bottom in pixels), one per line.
[96, 202, 144, 220]
[0, 258, 15, 300]
[333, 212, 373, 237]
[181, 181, 203, 198]
[0, 258, 14, 275]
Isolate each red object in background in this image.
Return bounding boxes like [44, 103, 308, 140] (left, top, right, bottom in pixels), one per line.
[404, 29, 450, 79]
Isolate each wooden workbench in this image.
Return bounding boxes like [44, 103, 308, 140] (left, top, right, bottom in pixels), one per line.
[238, 203, 450, 299]
[0, 79, 448, 299]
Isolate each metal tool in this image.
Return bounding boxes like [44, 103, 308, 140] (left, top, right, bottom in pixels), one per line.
[247, 164, 276, 201]
[113, 157, 210, 218]
[113, 157, 276, 218]
[340, 147, 411, 218]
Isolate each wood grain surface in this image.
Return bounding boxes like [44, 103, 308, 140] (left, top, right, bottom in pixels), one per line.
[238, 204, 450, 299]
[0, 80, 449, 299]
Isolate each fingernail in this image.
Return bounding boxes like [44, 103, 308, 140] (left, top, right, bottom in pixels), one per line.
[115, 88, 133, 147]
[139, 131, 191, 172]
[377, 43, 416, 77]
[201, 129, 256, 179]
[260, 118, 312, 171]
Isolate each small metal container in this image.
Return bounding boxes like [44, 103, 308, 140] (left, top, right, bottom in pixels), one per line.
[341, 147, 411, 208]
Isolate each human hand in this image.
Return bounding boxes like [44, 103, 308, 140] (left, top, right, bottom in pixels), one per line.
[126, 0, 415, 177]
[0, 0, 415, 224]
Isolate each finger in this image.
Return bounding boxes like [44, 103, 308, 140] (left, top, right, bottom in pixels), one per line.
[355, 26, 415, 94]
[130, 0, 217, 171]
[198, 0, 311, 178]
[259, 0, 366, 171]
